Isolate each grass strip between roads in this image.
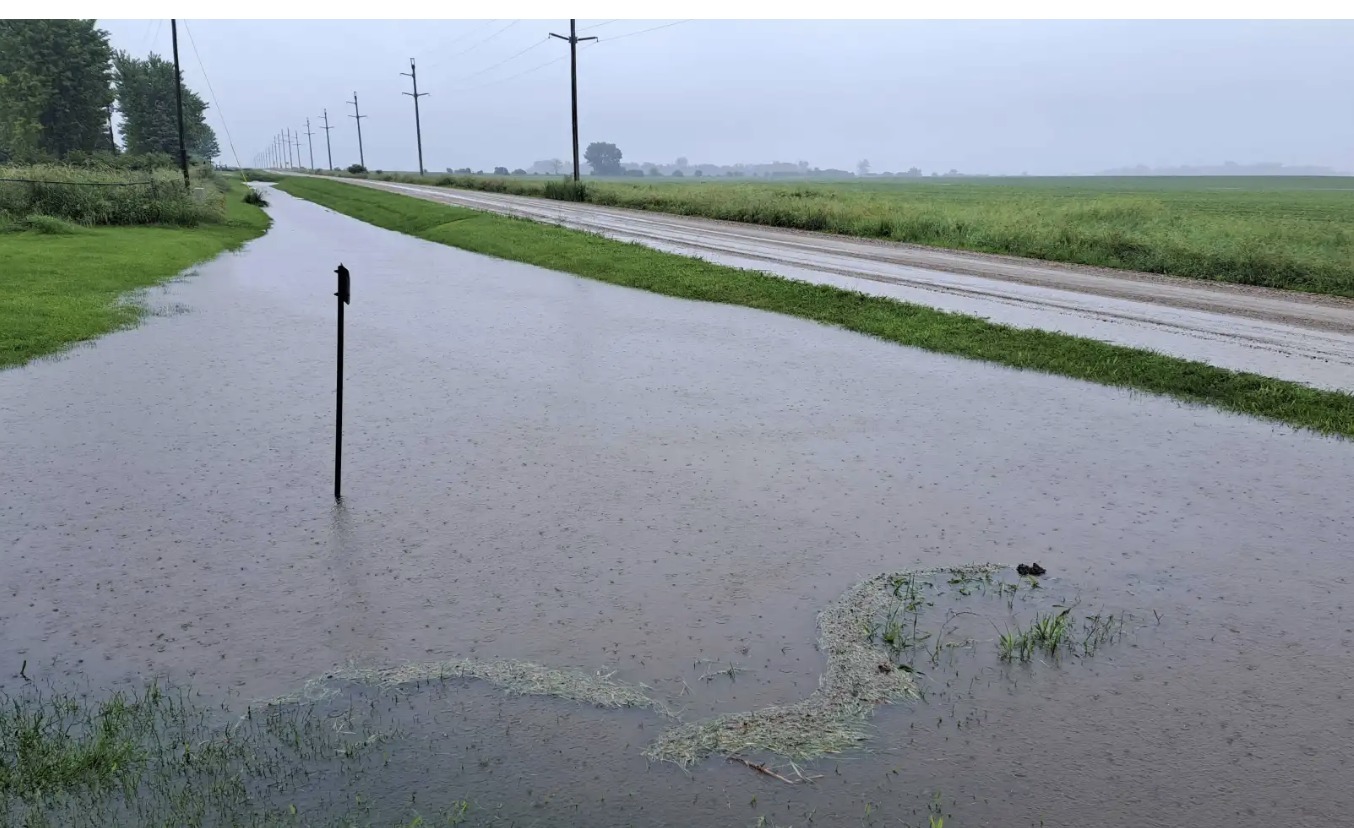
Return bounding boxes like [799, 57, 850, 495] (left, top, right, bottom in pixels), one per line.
[277, 176, 1354, 439]
[0, 180, 270, 371]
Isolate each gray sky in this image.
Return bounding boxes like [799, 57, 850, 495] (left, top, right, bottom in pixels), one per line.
[99, 19, 1354, 175]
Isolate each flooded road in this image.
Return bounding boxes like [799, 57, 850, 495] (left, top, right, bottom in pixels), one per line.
[356, 177, 1354, 391]
[2, 188, 1351, 826]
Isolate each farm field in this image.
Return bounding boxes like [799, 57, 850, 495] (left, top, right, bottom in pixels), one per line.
[337, 171, 1354, 298]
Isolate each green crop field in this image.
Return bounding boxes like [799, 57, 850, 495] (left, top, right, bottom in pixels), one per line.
[342, 171, 1354, 299]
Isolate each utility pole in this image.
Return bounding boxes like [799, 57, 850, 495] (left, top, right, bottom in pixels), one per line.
[293, 131, 304, 170]
[400, 58, 429, 176]
[550, 20, 597, 182]
[347, 92, 367, 169]
[170, 19, 190, 189]
[303, 118, 316, 170]
[285, 127, 294, 169]
[318, 108, 334, 171]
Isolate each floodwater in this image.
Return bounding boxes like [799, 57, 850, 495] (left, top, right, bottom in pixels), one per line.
[1, 188, 1351, 826]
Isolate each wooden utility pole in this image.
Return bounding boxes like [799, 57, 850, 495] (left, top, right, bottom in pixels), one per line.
[303, 118, 316, 169]
[550, 20, 597, 181]
[170, 20, 190, 188]
[400, 59, 429, 175]
[347, 92, 367, 168]
[318, 108, 334, 171]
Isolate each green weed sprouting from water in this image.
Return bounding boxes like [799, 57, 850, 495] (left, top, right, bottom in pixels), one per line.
[997, 607, 1128, 663]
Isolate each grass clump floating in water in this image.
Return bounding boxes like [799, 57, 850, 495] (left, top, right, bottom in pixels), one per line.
[645, 565, 1003, 765]
[268, 657, 667, 714]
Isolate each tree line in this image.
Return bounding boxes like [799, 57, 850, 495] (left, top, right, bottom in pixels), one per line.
[0, 20, 218, 165]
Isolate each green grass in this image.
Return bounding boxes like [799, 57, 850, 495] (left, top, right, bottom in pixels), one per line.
[0, 180, 269, 370]
[0, 680, 472, 827]
[278, 176, 1354, 439]
[0, 164, 227, 227]
[328, 170, 1354, 298]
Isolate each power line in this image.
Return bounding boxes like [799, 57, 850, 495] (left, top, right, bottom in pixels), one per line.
[578, 20, 619, 32]
[182, 21, 242, 171]
[422, 20, 520, 71]
[451, 35, 550, 83]
[450, 40, 597, 93]
[602, 20, 691, 44]
[449, 20, 680, 94]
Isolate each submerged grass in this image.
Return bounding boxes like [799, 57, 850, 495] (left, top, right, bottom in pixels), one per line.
[319, 171, 1354, 297]
[0, 180, 270, 371]
[270, 658, 665, 713]
[0, 680, 472, 826]
[277, 176, 1354, 439]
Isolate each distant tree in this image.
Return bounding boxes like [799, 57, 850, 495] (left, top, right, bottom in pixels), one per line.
[675, 156, 688, 169]
[346, 163, 366, 174]
[454, 167, 472, 174]
[0, 20, 115, 161]
[692, 169, 703, 178]
[671, 169, 684, 177]
[647, 165, 660, 177]
[856, 159, 871, 176]
[493, 166, 509, 175]
[550, 158, 563, 175]
[511, 168, 526, 175]
[905, 166, 922, 177]
[584, 141, 623, 175]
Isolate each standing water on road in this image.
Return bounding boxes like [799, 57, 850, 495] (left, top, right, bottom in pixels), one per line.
[2, 188, 1350, 826]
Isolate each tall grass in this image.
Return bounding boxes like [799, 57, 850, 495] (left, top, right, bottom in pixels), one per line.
[0, 165, 225, 227]
[347, 171, 1354, 297]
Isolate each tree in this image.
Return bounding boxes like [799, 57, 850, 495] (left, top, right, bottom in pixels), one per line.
[675, 156, 688, 169]
[583, 141, 622, 176]
[0, 20, 115, 161]
[113, 50, 217, 162]
[856, 159, 871, 176]
[190, 124, 219, 163]
[672, 169, 684, 177]
[647, 165, 660, 177]
[511, 168, 526, 176]
[692, 169, 703, 178]
[493, 166, 509, 175]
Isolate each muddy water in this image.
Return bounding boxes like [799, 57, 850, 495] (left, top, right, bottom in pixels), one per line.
[1, 188, 1351, 826]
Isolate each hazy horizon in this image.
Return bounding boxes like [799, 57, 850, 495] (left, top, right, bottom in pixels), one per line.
[97, 19, 1354, 176]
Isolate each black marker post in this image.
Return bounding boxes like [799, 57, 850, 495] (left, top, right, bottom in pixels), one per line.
[334, 264, 351, 500]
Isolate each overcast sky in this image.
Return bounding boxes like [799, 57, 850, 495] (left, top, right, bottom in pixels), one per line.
[98, 19, 1354, 175]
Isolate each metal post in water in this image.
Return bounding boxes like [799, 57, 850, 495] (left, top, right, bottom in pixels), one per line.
[334, 264, 351, 500]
